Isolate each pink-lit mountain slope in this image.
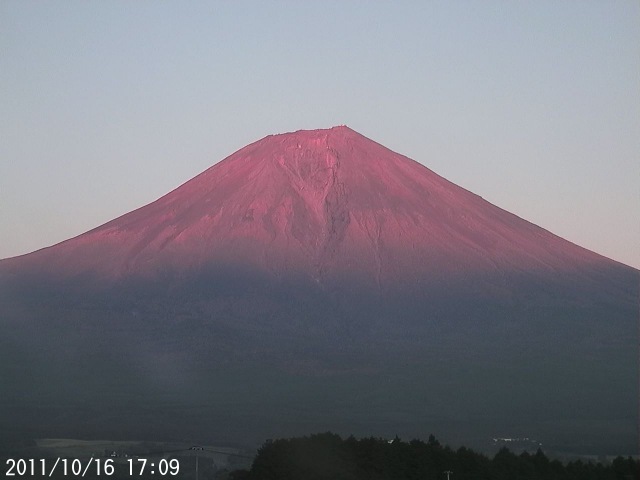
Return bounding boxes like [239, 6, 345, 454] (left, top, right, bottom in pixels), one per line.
[1, 126, 634, 301]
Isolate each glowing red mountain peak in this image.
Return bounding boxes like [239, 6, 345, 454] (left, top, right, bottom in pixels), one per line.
[1, 126, 629, 294]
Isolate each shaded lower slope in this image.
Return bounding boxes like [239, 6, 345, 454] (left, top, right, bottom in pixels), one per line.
[1, 265, 637, 454]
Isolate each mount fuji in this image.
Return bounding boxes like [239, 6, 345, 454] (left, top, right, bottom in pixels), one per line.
[1, 126, 636, 453]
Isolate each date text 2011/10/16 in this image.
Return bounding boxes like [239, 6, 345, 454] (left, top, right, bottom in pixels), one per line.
[5, 457, 180, 477]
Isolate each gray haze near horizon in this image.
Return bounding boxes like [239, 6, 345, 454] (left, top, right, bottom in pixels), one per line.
[1, 1, 638, 268]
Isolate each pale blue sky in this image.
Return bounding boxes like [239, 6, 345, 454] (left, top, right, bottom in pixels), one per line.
[1, 1, 638, 268]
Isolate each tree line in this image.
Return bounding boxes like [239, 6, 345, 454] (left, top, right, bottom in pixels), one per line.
[226, 432, 638, 480]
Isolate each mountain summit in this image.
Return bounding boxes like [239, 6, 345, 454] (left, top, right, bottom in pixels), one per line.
[0, 127, 637, 453]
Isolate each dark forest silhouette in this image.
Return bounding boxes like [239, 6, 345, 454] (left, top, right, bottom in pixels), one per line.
[228, 433, 638, 480]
